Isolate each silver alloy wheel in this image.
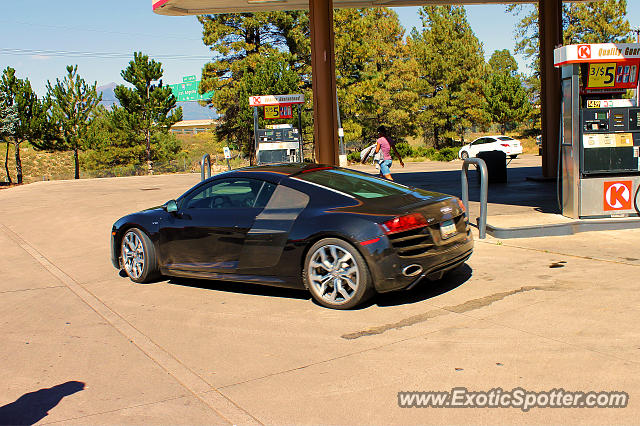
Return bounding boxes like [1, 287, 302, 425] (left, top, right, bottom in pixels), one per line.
[308, 244, 359, 304]
[122, 231, 145, 280]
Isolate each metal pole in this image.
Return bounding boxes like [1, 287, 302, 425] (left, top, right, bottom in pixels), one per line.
[298, 104, 303, 162]
[461, 158, 488, 239]
[253, 106, 260, 165]
[200, 153, 211, 181]
[336, 91, 344, 155]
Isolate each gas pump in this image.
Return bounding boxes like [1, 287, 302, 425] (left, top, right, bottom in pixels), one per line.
[249, 94, 304, 165]
[554, 43, 640, 218]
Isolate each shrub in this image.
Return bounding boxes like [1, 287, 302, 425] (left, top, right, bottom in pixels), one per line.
[347, 151, 361, 163]
[394, 142, 413, 158]
[431, 147, 459, 162]
[413, 146, 436, 158]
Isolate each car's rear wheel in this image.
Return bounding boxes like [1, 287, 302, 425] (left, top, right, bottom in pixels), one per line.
[509, 154, 518, 159]
[303, 238, 372, 309]
[460, 151, 469, 160]
[121, 228, 158, 283]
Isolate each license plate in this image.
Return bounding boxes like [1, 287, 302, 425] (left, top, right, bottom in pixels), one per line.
[440, 219, 457, 239]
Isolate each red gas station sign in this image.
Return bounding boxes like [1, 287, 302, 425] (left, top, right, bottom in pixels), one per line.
[587, 60, 639, 90]
[264, 104, 293, 119]
[603, 181, 633, 211]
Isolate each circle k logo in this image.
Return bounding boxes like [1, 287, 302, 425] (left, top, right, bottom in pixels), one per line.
[603, 181, 632, 211]
[577, 44, 591, 59]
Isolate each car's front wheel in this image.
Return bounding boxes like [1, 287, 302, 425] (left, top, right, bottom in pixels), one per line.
[460, 151, 469, 160]
[121, 228, 159, 283]
[303, 238, 372, 309]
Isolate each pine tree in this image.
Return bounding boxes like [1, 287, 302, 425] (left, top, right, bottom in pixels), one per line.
[114, 52, 182, 174]
[41, 65, 102, 179]
[507, 1, 632, 130]
[507, 1, 631, 72]
[199, 12, 309, 161]
[0, 67, 49, 184]
[409, 6, 487, 148]
[485, 50, 531, 134]
[0, 92, 18, 183]
[333, 8, 418, 146]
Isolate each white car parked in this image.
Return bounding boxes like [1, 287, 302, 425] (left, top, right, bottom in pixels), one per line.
[458, 135, 523, 160]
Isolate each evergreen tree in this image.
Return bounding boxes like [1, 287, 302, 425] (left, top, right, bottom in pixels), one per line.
[42, 65, 102, 179]
[488, 49, 518, 75]
[507, 1, 632, 130]
[485, 50, 531, 134]
[0, 92, 18, 183]
[409, 6, 487, 147]
[507, 1, 631, 72]
[0, 67, 49, 184]
[333, 8, 418, 146]
[199, 12, 309, 161]
[114, 52, 182, 174]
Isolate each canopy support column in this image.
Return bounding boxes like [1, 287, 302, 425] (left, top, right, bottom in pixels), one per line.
[309, 0, 339, 165]
[539, 0, 563, 178]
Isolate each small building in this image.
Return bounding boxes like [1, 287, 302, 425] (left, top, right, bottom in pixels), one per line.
[170, 119, 217, 135]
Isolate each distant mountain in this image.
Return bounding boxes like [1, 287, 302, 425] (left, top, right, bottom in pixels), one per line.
[97, 82, 218, 121]
[97, 82, 118, 110]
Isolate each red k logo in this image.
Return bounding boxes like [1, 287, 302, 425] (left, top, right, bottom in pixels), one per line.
[603, 181, 632, 211]
[577, 44, 591, 59]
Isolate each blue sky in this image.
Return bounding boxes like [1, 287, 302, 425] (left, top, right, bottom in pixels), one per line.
[1, 1, 639, 96]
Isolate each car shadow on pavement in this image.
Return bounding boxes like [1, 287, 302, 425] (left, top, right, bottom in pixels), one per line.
[167, 277, 311, 301]
[0, 381, 85, 425]
[369, 264, 473, 308]
[166, 265, 472, 309]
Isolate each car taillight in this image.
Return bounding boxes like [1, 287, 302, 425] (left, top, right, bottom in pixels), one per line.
[380, 213, 427, 234]
[500, 143, 510, 147]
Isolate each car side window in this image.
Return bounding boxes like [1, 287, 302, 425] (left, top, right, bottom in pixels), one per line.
[184, 178, 275, 210]
[472, 138, 486, 145]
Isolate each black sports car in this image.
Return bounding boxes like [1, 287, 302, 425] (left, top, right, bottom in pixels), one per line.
[111, 163, 473, 309]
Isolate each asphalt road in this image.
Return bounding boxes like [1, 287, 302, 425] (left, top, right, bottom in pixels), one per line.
[1, 160, 639, 425]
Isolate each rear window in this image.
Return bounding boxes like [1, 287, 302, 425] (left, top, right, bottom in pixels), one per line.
[295, 169, 413, 199]
[498, 136, 515, 141]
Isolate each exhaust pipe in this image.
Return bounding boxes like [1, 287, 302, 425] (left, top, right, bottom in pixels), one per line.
[402, 264, 423, 277]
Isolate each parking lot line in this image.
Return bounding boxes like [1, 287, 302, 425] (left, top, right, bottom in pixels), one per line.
[0, 223, 261, 426]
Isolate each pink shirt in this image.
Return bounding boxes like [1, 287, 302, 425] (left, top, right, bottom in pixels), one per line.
[376, 137, 392, 161]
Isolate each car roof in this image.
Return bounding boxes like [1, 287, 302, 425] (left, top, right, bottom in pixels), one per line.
[235, 162, 337, 176]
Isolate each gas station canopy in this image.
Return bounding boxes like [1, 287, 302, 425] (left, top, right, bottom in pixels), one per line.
[152, 0, 587, 15]
[153, 0, 591, 177]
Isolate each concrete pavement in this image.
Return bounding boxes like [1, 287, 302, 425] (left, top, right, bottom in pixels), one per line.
[0, 163, 639, 425]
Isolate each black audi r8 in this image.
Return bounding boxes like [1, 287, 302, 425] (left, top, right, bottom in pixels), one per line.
[111, 163, 473, 309]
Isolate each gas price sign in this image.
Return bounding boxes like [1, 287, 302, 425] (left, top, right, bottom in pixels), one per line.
[587, 62, 638, 89]
[264, 104, 293, 120]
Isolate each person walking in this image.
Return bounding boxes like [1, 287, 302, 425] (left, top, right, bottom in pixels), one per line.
[372, 125, 404, 180]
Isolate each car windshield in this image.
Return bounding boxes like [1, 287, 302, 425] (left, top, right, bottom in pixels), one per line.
[295, 168, 413, 199]
[498, 136, 515, 141]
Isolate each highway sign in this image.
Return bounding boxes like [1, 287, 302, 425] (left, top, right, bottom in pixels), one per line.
[169, 80, 214, 102]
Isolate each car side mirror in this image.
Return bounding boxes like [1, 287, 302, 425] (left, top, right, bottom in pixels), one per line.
[166, 200, 178, 213]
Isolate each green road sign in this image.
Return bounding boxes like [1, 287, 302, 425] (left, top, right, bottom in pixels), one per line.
[169, 80, 214, 102]
[183, 75, 197, 82]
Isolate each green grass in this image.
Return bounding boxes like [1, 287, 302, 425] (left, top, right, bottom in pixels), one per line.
[1, 132, 251, 185]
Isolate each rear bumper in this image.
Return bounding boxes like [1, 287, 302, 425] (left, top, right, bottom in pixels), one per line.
[506, 147, 523, 156]
[367, 232, 474, 293]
